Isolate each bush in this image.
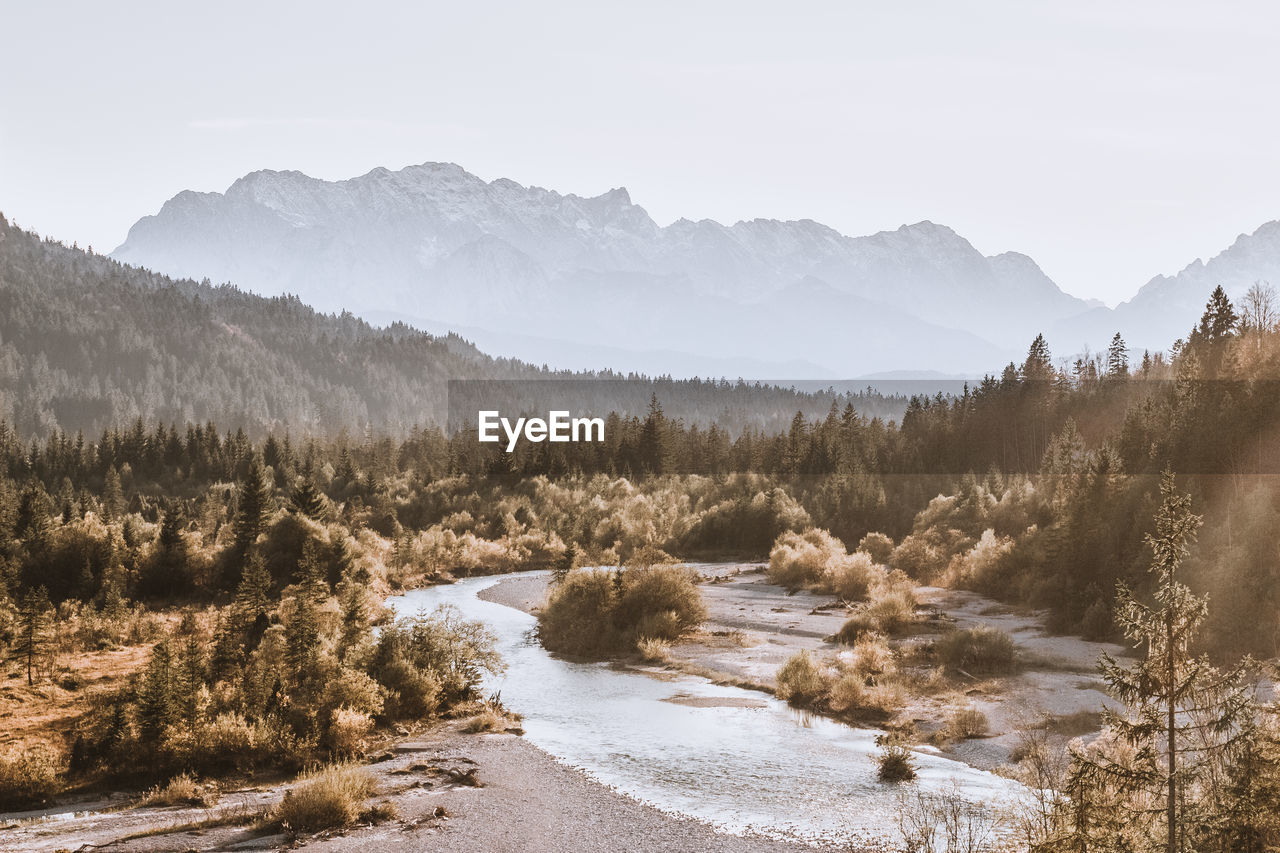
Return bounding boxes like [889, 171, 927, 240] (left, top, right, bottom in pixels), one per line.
[857, 532, 895, 565]
[836, 572, 917, 642]
[775, 651, 828, 707]
[822, 551, 880, 602]
[849, 634, 894, 679]
[864, 587, 916, 635]
[637, 636, 672, 663]
[768, 529, 846, 589]
[321, 668, 386, 720]
[936, 625, 1016, 675]
[327, 708, 374, 758]
[141, 772, 218, 807]
[890, 534, 943, 580]
[876, 735, 917, 782]
[539, 565, 705, 658]
[539, 569, 623, 656]
[461, 707, 509, 733]
[827, 672, 866, 713]
[618, 565, 706, 640]
[377, 659, 441, 719]
[943, 705, 990, 740]
[275, 763, 377, 833]
[195, 713, 265, 770]
[835, 613, 878, 645]
[370, 605, 502, 713]
[0, 744, 62, 810]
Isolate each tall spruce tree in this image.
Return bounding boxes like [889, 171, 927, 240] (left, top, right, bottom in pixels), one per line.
[227, 455, 272, 586]
[136, 641, 178, 745]
[289, 478, 328, 521]
[1072, 471, 1253, 852]
[13, 586, 52, 685]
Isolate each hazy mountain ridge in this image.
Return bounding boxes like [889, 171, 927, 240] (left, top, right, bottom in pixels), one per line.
[0, 213, 913, 437]
[115, 163, 1096, 375]
[1048, 220, 1280, 354]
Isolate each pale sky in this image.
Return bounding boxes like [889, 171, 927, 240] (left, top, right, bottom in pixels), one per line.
[2, 0, 1277, 305]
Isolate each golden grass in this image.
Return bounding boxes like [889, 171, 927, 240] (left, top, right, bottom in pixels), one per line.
[274, 763, 378, 833]
[140, 772, 219, 807]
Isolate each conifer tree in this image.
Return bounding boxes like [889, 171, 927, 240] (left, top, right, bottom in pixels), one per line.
[136, 641, 178, 746]
[232, 552, 273, 641]
[553, 542, 577, 585]
[289, 478, 328, 521]
[226, 456, 272, 585]
[173, 614, 206, 734]
[12, 586, 52, 685]
[1022, 333, 1054, 383]
[286, 589, 321, 689]
[1106, 332, 1130, 379]
[336, 569, 369, 662]
[1074, 471, 1253, 852]
[102, 466, 123, 521]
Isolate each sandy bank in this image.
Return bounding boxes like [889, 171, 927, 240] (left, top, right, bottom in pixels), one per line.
[4, 723, 830, 853]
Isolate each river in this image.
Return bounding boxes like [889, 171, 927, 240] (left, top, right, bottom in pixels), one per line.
[388, 572, 1024, 847]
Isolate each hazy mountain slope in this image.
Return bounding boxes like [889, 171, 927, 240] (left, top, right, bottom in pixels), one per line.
[0, 214, 915, 437]
[1051, 220, 1280, 354]
[113, 163, 1089, 375]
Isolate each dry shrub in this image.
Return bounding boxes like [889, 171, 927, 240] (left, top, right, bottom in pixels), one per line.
[637, 636, 672, 664]
[775, 651, 828, 707]
[768, 529, 845, 589]
[822, 551, 882, 602]
[835, 612, 878, 645]
[141, 772, 218, 807]
[857, 531, 895, 565]
[827, 673, 866, 713]
[539, 565, 705, 658]
[0, 744, 62, 810]
[539, 569, 623, 656]
[617, 565, 706, 641]
[849, 634, 894, 677]
[876, 734, 917, 782]
[837, 571, 917, 642]
[275, 763, 377, 833]
[939, 529, 1013, 588]
[890, 534, 943, 580]
[202, 712, 257, 755]
[321, 668, 386, 720]
[861, 682, 906, 716]
[937, 625, 1017, 675]
[944, 705, 990, 740]
[377, 659, 441, 719]
[327, 708, 374, 758]
[461, 707, 509, 733]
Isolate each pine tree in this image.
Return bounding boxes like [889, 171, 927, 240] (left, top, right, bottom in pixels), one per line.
[232, 552, 273, 640]
[227, 456, 272, 585]
[289, 478, 328, 521]
[102, 466, 123, 521]
[1077, 471, 1253, 852]
[136, 640, 178, 746]
[553, 542, 577, 585]
[1196, 285, 1239, 344]
[173, 614, 206, 734]
[1106, 332, 1130, 379]
[1022, 333, 1054, 383]
[142, 505, 188, 598]
[286, 590, 321, 689]
[12, 586, 52, 685]
[336, 569, 369, 662]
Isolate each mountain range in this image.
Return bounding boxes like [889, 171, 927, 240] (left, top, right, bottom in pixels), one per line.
[112, 162, 1280, 377]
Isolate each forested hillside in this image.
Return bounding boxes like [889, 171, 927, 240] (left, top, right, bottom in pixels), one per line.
[0, 214, 904, 438]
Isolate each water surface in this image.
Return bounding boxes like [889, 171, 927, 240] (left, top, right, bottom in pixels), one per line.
[389, 572, 1022, 846]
